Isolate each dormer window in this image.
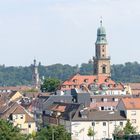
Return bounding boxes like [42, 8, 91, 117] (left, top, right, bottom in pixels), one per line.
[101, 98, 107, 102]
[94, 79, 97, 83]
[84, 79, 88, 83]
[105, 79, 109, 82]
[73, 79, 77, 83]
[62, 85, 66, 88]
[114, 84, 118, 87]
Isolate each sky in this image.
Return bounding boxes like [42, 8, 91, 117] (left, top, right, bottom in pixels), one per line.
[0, 0, 140, 66]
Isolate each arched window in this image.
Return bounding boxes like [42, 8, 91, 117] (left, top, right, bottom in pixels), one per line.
[102, 66, 106, 73]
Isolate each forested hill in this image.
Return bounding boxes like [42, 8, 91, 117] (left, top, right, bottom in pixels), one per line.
[0, 62, 140, 86]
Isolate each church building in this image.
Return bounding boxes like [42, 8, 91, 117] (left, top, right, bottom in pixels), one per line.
[60, 21, 125, 95]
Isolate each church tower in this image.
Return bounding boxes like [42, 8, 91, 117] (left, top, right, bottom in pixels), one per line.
[93, 20, 111, 77]
[32, 59, 40, 89]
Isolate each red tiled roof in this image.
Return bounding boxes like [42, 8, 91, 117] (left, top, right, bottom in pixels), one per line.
[52, 105, 66, 112]
[121, 98, 140, 109]
[63, 74, 114, 85]
[61, 74, 124, 90]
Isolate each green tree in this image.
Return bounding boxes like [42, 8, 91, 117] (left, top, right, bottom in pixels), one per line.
[87, 127, 95, 140]
[123, 119, 137, 135]
[80, 63, 93, 75]
[41, 78, 61, 92]
[113, 126, 124, 138]
[34, 125, 70, 140]
[0, 119, 28, 140]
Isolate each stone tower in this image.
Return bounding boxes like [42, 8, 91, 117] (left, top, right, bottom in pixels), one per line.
[93, 20, 111, 77]
[32, 59, 40, 89]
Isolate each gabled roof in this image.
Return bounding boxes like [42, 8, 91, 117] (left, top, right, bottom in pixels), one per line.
[0, 101, 35, 123]
[12, 105, 26, 114]
[12, 104, 35, 122]
[121, 98, 140, 109]
[45, 102, 81, 120]
[25, 113, 35, 123]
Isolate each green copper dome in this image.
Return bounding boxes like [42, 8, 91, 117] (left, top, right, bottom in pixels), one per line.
[96, 20, 107, 45]
[97, 26, 106, 36]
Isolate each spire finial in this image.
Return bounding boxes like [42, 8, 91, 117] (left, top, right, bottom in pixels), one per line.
[100, 16, 103, 26]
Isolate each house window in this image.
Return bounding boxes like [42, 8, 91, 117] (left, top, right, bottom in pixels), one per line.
[28, 123, 31, 128]
[62, 85, 66, 88]
[92, 99, 96, 103]
[20, 115, 23, 119]
[131, 111, 136, 115]
[15, 115, 18, 119]
[104, 107, 108, 110]
[103, 131, 106, 137]
[101, 107, 104, 110]
[103, 122, 106, 126]
[102, 98, 107, 102]
[113, 98, 118, 102]
[92, 122, 95, 126]
[84, 79, 88, 83]
[120, 122, 123, 126]
[81, 115, 87, 119]
[102, 66, 106, 74]
[132, 119, 136, 124]
[73, 79, 77, 83]
[108, 107, 111, 110]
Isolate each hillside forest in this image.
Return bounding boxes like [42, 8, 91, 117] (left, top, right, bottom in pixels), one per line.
[0, 61, 140, 86]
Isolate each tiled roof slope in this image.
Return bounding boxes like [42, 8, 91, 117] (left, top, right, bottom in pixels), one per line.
[61, 73, 124, 91]
[121, 98, 140, 109]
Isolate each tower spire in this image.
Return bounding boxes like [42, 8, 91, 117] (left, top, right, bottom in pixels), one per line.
[32, 59, 40, 89]
[93, 20, 111, 77]
[100, 16, 103, 26]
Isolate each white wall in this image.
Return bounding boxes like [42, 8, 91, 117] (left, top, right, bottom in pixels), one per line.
[71, 120, 126, 140]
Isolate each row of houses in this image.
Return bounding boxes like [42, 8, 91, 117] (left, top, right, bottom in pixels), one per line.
[36, 95, 140, 140]
[0, 90, 37, 135]
[0, 82, 140, 139]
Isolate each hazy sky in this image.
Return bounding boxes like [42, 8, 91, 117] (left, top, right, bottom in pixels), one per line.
[0, 0, 140, 66]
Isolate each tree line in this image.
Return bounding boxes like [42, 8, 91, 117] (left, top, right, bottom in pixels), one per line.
[0, 61, 140, 86]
